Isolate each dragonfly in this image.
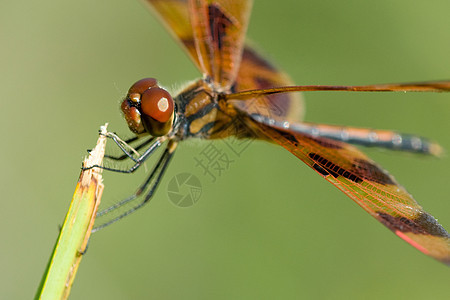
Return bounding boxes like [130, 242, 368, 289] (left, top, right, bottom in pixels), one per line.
[87, 0, 450, 265]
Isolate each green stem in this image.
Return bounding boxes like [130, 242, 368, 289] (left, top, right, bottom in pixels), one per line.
[35, 124, 107, 300]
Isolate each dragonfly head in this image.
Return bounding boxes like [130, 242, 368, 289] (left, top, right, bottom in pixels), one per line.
[121, 78, 175, 137]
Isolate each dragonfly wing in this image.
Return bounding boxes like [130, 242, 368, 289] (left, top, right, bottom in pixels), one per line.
[143, 0, 200, 70]
[189, 0, 252, 89]
[233, 101, 450, 264]
[235, 46, 304, 123]
[144, 0, 252, 90]
[145, 0, 303, 119]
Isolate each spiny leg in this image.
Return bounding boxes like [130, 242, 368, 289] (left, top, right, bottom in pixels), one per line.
[92, 141, 177, 232]
[102, 132, 147, 163]
[84, 135, 165, 173]
[105, 136, 156, 161]
[87, 133, 139, 156]
[96, 146, 171, 217]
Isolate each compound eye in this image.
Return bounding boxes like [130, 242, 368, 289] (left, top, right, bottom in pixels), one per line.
[128, 78, 158, 95]
[121, 99, 145, 134]
[140, 87, 174, 136]
[141, 87, 174, 123]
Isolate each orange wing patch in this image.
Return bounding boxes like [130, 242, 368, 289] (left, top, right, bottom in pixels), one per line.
[245, 116, 450, 265]
[235, 46, 304, 123]
[145, 0, 252, 90]
[144, 0, 199, 68]
[189, 0, 252, 90]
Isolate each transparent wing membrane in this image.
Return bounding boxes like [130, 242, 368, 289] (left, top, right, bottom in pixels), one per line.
[246, 113, 442, 156]
[224, 80, 450, 101]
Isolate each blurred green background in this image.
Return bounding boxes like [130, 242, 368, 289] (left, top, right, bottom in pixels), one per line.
[2, 0, 450, 299]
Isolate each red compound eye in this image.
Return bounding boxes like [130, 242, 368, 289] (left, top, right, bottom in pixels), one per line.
[128, 78, 158, 95]
[121, 99, 145, 134]
[140, 87, 174, 123]
[123, 79, 174, 136]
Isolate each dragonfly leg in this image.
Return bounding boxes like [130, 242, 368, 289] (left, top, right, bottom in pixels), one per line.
[104, 136, 155, 161]
[87, 133, 139, 154]
[83, 136, 165, 173]
[102, 132, 144, 163]
[92, 141, 177, 232]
